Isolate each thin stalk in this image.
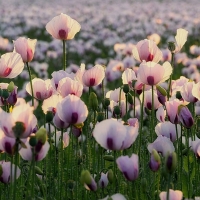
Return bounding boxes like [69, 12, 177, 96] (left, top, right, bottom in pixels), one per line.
[151, 86, 154, 142]
[138, 85, 145, 157]
[62, 40, 66, 71]
[133, 89, 136, 118]
[13, 139, 19, 200]
[167, 52, 174, 100]
[31, 148, 36, 198]
[60, 128, 64, 200]
[26, 62, 34, 107]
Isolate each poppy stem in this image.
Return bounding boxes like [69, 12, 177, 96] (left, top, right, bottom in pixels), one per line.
[26, 62, 34, 107]
[62, 40, 66, 71]
[167, 52, 174, 100]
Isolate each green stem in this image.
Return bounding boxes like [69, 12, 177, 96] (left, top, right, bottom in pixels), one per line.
[13, 139, 19, 200]
[138, 85, 145, 157]
[151, 86, 154, 142]
[167, 52, 174, 100]
[26, 62, 34, 107]
[133, 89, 136, 118]
[60, 128, 64, 200]
[62, 40, 66, 71]
[31, 148, 35, 198]
[167, 174, 171, 200]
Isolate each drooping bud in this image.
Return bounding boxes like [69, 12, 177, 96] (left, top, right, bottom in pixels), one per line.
[12, 121, 26, 138]
[123, 84, 129, 94]
[80, 170, 97, 191]
[168, 42, 176, 52]
[103, 155, 114, 162]
[107, 169, 114, 184]
[156, 85, 167, 96]
[35, 166, 43, 175]
[165, 152, 177, 174]
[35, 127, 47, 145]
[89, 92, 98, 111]
[7, 81, 15, 92]
[178, 105, 194, 128]
[149, 149, 161, 172]
[67, 180, 75, 190]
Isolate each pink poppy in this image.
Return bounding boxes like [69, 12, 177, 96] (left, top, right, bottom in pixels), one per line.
[57, 77, 83, 98]
[137, 61, 172, 86]
[132, 39, 163, 63]
[46, 13, 81, 40]
[116, 154, 139, 181]
[13, 37, 37, 63]
[0, 104, 37, 138]
[26, 78, 54, 101]
[93, 118, 138, 150]
[155, 122, 181, 142]
[19, 138, 50, 161]
[0, 52, 24, 78]
[159, 189, 183, 200]
[0, 161, 21, 183]
[148, 135, 175, 156]
[165, 99, 182, 124]
[82, 65, 105, 87]
[56, 94, 88, 125]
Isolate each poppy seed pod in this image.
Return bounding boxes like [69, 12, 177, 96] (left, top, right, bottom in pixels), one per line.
[168, 42, 176, 52]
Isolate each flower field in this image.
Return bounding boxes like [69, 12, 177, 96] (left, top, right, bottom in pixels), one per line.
[0, 0, 200, 199]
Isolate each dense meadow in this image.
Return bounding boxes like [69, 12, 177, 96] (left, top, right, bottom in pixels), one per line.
[1, 0, 200, 199]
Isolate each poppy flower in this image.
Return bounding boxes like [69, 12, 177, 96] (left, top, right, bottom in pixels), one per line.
[46, 13, 81, 40]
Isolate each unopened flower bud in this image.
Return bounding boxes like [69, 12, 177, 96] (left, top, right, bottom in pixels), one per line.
[35, 166, 43, 175]
[168, 42, 176, 52]
[89, 92, 98, 111]
[7, 81, 15, 92]
[12, 121, 26, 138]
[165, 152, 177, 174]
[46, 111, 54, 123]
[80, 170, 97, 191]
[35, 127, 47, 145]
[178, 105, 194, 128]
[149, 149, 161, 172]
[157, 90, 167, 106]
[123, 84, 129, 94]
[156, 85, 167, 96]
[107, 169, 114, 184]
[103, 155, 114, 161]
